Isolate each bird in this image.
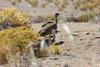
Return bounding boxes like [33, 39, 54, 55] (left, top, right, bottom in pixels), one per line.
[25, 13, 65, 58]
[38, 13, 60, 37]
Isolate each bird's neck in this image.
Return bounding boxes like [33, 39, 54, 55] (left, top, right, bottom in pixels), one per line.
[55, 16, 58, 23]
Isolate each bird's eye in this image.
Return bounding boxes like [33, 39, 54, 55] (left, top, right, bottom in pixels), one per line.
[50, 35, 53, 38]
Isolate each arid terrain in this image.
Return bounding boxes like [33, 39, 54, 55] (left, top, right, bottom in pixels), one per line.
[29, 23, 100, 67]
[0, 0, 100, 67]
[0, 22, 100, 67]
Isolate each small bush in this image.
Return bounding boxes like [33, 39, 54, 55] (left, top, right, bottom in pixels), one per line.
[0, 7, 39, 63]
[0, 27, 38, 63]
[75, 0, 100, 10]
[11, 0, 21, 5]
[79, 2, 96, 10]
[0, 26, 38, 52]
[26, 0, 38, 7]
[76, 13, 95, 22]
[34, 43, 62, 58]
[0, 7, 30, 27]
[49, 43, 63, 55]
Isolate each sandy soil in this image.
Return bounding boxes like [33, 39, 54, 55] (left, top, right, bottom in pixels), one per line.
[32, 23, 100, 67]
[0, 23, 100, 67]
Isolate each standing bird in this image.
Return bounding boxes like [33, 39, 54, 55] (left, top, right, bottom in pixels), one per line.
[25, 13, 64, 58]
[38, 13, 60, 37]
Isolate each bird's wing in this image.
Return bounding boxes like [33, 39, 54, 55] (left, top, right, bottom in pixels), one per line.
[42, 22, 53, 27]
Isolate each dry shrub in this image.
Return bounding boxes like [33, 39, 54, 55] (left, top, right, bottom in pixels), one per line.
[0, 7, 30, 27]
[79, 2, 96, 10]
[11, 0, 21, 5]
[0, 27, 37, 53]
[34, 43, 62, 58]
[49, 43, 63, 55]
[76, 13, 95, 22]
[0, 7, 38, 63]
[26, 0, 38, 7]
[0, 26, 38, 63]
[75, 0, 100, 10]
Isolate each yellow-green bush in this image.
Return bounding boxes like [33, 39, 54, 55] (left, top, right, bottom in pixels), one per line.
[0, 7, 33, 64]
[53, 0, 67, 11]
[76, 13, 95, 22]
[75, 0, 100, 10]
[26, 0, 38, 7]
[11, 0, 21, 5]
[0, 7, 30, 27]
[34, 43, 63, 58]
[79, 2, 96, 10]
[0, 26, 38, 63]
[0, 26, 38, 53]
[49, 43, 63, 55]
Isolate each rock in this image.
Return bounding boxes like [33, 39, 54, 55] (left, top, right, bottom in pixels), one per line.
[86, 32, 90, 35]
[49, 57, 59, 60]
[95, 34, 100, 39]
[73, 33, 78, 36]
[95, 36, 100, 39]
[61, 62, 70, 67]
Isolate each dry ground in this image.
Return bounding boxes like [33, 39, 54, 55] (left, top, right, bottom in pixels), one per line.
[0, 23, 100, 67]
[32, 23, 100, 67]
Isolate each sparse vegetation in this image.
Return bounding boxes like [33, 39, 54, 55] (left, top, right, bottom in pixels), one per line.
[76, 13, 95, 22]
[75, 0, 100, 11]
[26, 0, 38, 7]
[0, 26, 38, 52]
[0, 7, 38, 63]
[0, 7, 30, 27]
[53, 0, 67, 11]
[33, 14, 54, 22]
[0, 0, 100, 67]
[49, 43, 63, 55]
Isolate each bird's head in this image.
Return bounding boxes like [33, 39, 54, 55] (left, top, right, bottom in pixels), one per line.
[55, 13, 60, 18]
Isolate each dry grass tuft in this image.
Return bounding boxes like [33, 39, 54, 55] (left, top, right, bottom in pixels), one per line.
[76, 13, 95, 22]
[0, 26, 38, 63]
[0, 7, 30, 27]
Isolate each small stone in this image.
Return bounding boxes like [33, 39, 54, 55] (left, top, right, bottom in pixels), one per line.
[95, 36, 100, 39]
[61, 62, 70, 67]
[64, 64, 69, 67]
[80, 39, 83, 41]
[73, 33, 78, 36]
[50, 57, 59, 60]
[86, 32, 90, 35]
